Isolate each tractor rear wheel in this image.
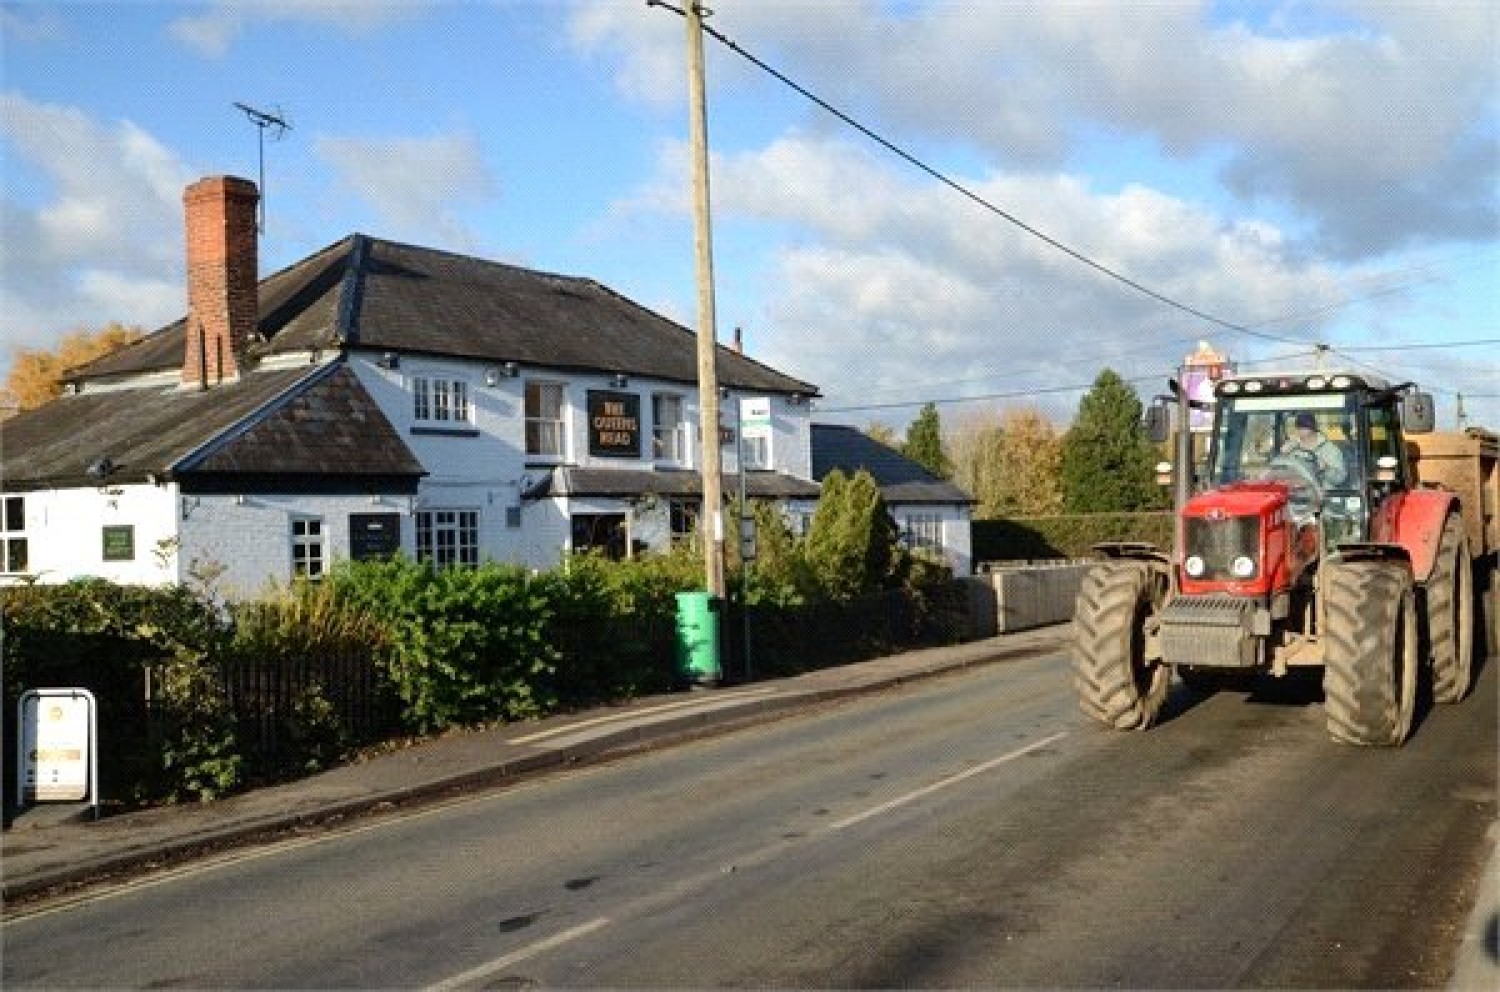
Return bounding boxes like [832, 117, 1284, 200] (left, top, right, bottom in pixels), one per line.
[1073, 561, 1170, 730]
[1426, 514, 1474, 704]
[1322, 558, 1418, 746]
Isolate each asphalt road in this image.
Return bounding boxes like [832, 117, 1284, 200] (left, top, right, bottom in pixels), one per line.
[4, 648, 1494, 989]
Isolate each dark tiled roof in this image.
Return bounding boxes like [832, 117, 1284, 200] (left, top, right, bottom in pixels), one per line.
[71, 235, 818, 397]
[810, 423, 974, 505]
[179, 364, 425, 482]
[542, 467, 820, 500]
[2, 362, 423, 491]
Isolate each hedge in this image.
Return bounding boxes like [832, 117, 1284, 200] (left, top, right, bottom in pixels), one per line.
[972, 512, 1173, 563]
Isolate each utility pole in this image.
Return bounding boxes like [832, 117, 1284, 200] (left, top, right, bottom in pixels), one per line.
[686, 1, 726, 599]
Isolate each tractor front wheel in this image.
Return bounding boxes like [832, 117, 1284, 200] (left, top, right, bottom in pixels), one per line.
[1073, 561, 1170, 730]
[1322, 558, 1418, 746]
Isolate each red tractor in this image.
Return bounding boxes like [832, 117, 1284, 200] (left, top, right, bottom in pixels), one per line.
[1073, 370, 1496, 745]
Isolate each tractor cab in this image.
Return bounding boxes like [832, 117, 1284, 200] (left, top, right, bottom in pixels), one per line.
[1201, 373, 1423, 553]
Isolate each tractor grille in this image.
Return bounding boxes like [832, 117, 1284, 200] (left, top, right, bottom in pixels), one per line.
[1184, 515, 1261, 581]
[1159, 596, 1259, 667]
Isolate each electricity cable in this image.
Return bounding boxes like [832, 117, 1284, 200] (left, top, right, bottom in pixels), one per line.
[648, 1, 1311, 349]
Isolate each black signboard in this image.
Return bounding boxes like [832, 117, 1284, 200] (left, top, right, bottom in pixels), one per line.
[587, 390, 641, 459]
[349, 513, 401, 561]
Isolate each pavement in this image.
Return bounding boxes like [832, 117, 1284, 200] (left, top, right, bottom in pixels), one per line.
[2, 624, 1495, 990]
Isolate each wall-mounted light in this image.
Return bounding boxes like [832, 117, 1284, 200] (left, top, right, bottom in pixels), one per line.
[788, 392, 805, 406]
[484, 368, 500, 387]
[503, 361, 520, 377]
[379, 351, 400, 370]
[612, 373, 630, 389]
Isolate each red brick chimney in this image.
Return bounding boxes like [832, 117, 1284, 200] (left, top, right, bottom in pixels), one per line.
[182, 176, 259, 386]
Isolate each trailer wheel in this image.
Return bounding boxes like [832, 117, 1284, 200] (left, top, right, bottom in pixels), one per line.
[1426, 514, 1474, 704]
[1073, 561, 1170, 730]
[1322, 558, 1418, 746]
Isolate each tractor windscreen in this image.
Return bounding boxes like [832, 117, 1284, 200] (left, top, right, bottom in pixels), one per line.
[1208, 394, 1357, 495]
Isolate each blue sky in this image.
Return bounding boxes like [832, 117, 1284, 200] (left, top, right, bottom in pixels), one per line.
[2, 0, 1497, 430]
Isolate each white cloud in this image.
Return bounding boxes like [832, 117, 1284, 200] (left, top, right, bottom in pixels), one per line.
[616, 132, 1350, 417]
[573, 1, 1497, 260]
[314, 131, 499, 251]
[0, 94, 191, 359]
[168, 0, 437, 58]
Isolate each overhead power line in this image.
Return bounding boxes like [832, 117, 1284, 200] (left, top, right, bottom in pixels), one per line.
[648, 1, 1311, 349]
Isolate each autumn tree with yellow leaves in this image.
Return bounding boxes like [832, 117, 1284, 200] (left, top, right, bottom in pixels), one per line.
[2, 322, 144, 414]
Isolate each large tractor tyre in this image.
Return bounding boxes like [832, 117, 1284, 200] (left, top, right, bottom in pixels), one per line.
[1426, 514, 1474, 704]
[1073, 561, 1170, 730]
[1322, 559, 1419, 746]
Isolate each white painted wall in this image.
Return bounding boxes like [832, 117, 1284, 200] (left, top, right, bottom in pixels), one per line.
[179, 493, 410, 599]
[1, 484, 180, 587]
[892, 503, 974, 577]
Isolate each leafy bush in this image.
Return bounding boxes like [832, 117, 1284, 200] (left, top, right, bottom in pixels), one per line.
[329, 559, 558, 733]
[1, 579, 237, 805]
[539, 549, 699, 705]
[225, 581, 394, 780]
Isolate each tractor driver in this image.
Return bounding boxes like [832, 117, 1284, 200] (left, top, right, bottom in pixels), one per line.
[1280, 411, 1348, 488]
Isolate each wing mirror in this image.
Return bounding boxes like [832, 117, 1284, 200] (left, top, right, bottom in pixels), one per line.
[1402, 391, 1435, 434]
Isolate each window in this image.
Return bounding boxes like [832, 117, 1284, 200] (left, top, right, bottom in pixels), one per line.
[291, 516, 325, 579]
[2, 495, 28, 573]
[571, 513, 627, 560]
[102, 525, 135, 562]
[669, 498, 700, 544]
[652, 393, 686, 463]
[742, 434, 770, 470]
[413, 375, 472, 426]
[905, 514, 943, 552]
[416, 509, 479, 569]
[526, 381, 566, 458]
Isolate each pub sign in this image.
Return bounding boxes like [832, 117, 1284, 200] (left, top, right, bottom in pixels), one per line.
[587, 390, 641, 458]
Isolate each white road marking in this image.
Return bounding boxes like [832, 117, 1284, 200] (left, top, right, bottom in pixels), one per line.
[425, 917, 611, 991]
[826, 731, 1069, 832]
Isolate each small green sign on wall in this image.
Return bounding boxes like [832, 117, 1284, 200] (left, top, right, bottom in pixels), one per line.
[102, 525, 135, 562]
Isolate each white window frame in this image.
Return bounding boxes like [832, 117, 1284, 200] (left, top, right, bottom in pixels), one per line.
[904, 513, 943, 553]
[412, 374, 472, 426]
[526, 380, 567, 460]
[2, 495, 28, 574]
[415, 508, 480, 570]
[742, 434, 770, 470]
[652, 392, 687, 464]
[291, 515, 325, 580]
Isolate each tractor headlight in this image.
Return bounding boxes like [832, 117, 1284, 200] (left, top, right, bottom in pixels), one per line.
[1185, 555, 1206, 578]
[1231, 555, 1257, 578]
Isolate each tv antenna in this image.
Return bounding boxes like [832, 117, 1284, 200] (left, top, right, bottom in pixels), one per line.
[233, 101, 291, 233]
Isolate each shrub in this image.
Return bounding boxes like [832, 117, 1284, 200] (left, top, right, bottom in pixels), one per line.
[225, 581, 394, 780]
[329, 559, 557, 733]
[1, 580, 236, 804]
